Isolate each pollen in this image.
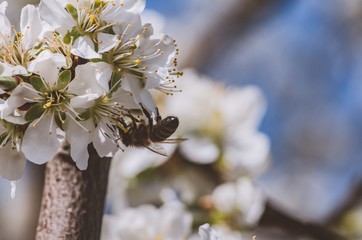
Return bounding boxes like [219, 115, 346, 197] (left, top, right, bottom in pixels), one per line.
[89, 14, 96, 21]
[43, 98, 54, 109]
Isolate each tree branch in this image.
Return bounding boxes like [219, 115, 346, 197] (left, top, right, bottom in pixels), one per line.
[35, 141, 111, 240]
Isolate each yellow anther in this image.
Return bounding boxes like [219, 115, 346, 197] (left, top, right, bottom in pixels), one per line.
[135, 58, 141, 66]
[89, 14, 97, 21]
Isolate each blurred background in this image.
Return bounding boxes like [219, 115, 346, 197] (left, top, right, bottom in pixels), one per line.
[1, 0, 362, 239]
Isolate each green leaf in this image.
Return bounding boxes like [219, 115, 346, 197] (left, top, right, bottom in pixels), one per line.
[78, 109, 92, 121]
[54, 112, 66, 129]
[24, 103, 45, 122]
[57, 70, 71, 90]
[63, 27, 82, 44]
[94, 0, 102, 9]
[0, 76, 18, 90]
[66, 3, 78, 20]
[30, 76, 46, 93]
[0, 132, 8, 145]
[109, 71, 123, 93]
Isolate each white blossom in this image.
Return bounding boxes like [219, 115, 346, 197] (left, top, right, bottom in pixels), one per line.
[0, 0, 182, 177]
[165, 69, 270, 176]
[0, 2, 43, 75]
[198, 224, 223, 240]
[101, 202, 192, 240]
[212, 177, 266, 226]
[39, 0, 145, 59]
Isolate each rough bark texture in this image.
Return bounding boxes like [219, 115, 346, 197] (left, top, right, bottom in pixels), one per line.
[35, 141, 111, 240]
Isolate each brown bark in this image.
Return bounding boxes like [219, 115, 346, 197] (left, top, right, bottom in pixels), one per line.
[35, 141, 111, 240]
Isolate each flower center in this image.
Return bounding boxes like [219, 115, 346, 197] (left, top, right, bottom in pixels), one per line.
[66, 0, 119, 36]
[0, 119, 25, 150]
[0, 31, 35, 68]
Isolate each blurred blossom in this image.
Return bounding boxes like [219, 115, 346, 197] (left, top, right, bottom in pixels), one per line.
[165, 69, 270, 177]
[101, 202, 192, 240]
[141, 9, 166, 34]
[112, 144, 177, 179]
[191, 223, 243, 240]
[197, 224, 223, 240]
[212, 177, 265, 227]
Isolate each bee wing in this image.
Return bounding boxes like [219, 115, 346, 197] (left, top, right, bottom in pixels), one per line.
[161, 138, 188, 144]
[145, 143, 168, 156]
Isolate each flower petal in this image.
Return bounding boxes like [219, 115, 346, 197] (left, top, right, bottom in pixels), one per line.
[180, 136, 219, 164]
[71, 36, 101, 59]
[199, 224, 222, 240]
[0, 1, 7, 14]
[69, 62, 112, 96]
[0, 83, 38, 122]
[121, 75, 156, 114]
[224, 131, 270, 174]
[0, 144, 26, 180]
[20, 4, 42, 50]
[64, 119, 93, 170]
[122, 0, 146, 14]
[22, 113, 61, 164]
[93, 121, 118, 157]
[70, 93, 101, 109]
[28, 50, 66, 86]
[97, 33, 118, 53]
[39, 0, 74, 34]
[0, 63, 27, 76]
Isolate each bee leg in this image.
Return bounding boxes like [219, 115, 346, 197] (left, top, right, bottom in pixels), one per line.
[126, 110, 140, 127]
[116, 142, 125, 152]
[139, 103, 154, 127]
[155, 107, 162, 123]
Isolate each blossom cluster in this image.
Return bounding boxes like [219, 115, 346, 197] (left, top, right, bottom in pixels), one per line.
[103, 70, 270, 239]
[0, 0, 180, 180]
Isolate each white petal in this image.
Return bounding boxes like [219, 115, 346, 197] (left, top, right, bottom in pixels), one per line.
[122, 0, 145, 14]
[20, 4, 42, 50]
[222, 86, 267, 129]
[93, 121, 118, 157]
[111, 88, 139, 109]
[0, 11, 12, 47]
[102, 1, 144, 23]
[159, 202, 192, 239]
[64, 119, 93, 170]
[39, 0, 74, 34]
[0, 83, 38, 121]
[28, 50, 66, 85]
[0, 63, 27, 76]
[97, 32, 118, 53]
[71, 36, 101, 59]
[121, 75, 156, 114]
[180, 136, 219, 164]
[0, 1, 8, 14]
[138, 32, 176, 66]
[117, 145, 174, 178]
[69, 62, 112, 95]
[70, 93, 100, 109]
[235, 177, 266, 226]
[141, 10, 165, 33]
[212, 183, 237, 214]
[111, 12, 143, 42]
[22, 113, 61, 164]
[0, 144, 26, 180]
[199, 224, 223, 240]
[224, 131, 270, 174]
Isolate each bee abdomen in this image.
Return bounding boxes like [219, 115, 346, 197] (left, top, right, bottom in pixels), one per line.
[150, 116, 179, 142]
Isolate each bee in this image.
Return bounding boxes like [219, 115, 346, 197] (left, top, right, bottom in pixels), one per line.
[115, 105, 182, 156]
